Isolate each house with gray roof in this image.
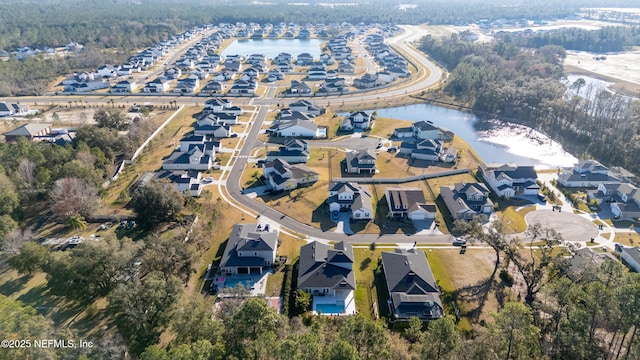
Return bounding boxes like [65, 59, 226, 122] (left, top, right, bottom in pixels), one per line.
[275, 119, 320, 138]
[393, 121, 442, 141]
[618, 246, 640, 273]
[3, 123, 50, 142]
[558, 160, 622, 188]
[385, 187, 436, 221]
[289, 100, 325, 116]
[219, 224, 278, 276]
[381, 248, 444, 322]
[479, 164, 539, 198]
[596, 183, 640, 219]
[326, 182, 373, 220]
[440, 182, 493, 221]
[262, 158, 319, 191]
[345, 149, 376, 175]
[298, 241, 356, 315]
[265, 139, 310, 164]
[340, 111, 373, 131]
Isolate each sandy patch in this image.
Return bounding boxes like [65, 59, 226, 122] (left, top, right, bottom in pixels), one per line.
[565, 51, 640, 88]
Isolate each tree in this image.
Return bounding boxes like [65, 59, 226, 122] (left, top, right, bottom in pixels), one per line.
[140, 235, 193, 282]
[490, 302, 541, 360]
[0, 172, 19, 216]
[454, 215, 506, 273]
[227, 297, 287, 353]
[0, 214, 17, 243]
[170, 295, 225, 347]
[339, 314, 391, 359]
[108, 272, 182, 356]
[326, 339, 359, 360]
[505, 223, 568, 305]
[130, 181, 184, 229]
[66, 215, 87, 233]
[419, 315, 462, 360]
[49, 177, 98, 219]
[294, 289, 311, 314]
[45, 234, 139, 303]
[403, 316, 423, 343]
[94, 109, 129, 130]
[17, 158, 37, 190]
[7, 242, 50, 275]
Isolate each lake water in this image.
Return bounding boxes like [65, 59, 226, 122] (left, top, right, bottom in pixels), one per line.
[221, 38, 324, 59]
[374, 104, 577, 169]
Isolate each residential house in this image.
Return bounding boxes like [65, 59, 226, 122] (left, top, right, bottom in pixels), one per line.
[338, 62, 355, 74]
[265, 139, 310, 164]
[203, 98, 231, 113]
[162, 135, 215, 171]
[568, 247, 615, 280]
[208, 112, 239, 125]
[111, 80, 138, 94]
[275, 119, 320, 138]
[340, 111, 373, 131]
[143, 77, 172, 93]
[298, 241, 357, 316]
[297, 53, 314, 66]
[0, 102, 29, 117]
[618, 246, 640, 273]
[290, 80, 312, 95]
[345, 149, 376, 175]
[277, 110, 314, 123]
[393, 121, 441, 141]
[326, 181, 373, 220]
[218, 224, 278, 276]
[194, 124, 232, 138]
[440, 182, 494, 220]
[381, 248, 444, 321]
[308, 66, 327, 80]
[266, 70, 284, 82]
[558, 160, 622, 188]
[384, 187, 436, 220]
[228, 80, 256, 95]
[3, 124, 51, 142]
[95, 64, 119, 78]
[199, 81, 225, 94]
[262, 159, 319, 191]
[479, 164, 539, 198]
[595, 183, 640, 219]
[172, 77, 200, 93]
[157, 170, 203, 197]
[289, 100, 325, 116]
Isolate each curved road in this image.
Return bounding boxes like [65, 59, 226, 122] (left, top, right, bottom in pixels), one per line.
[1, 26, 450, 243]
[223, 26, 452, 244]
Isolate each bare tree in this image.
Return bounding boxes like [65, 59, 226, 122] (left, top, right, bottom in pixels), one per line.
[76, 151, 96, 165]
[2, 228, 33, 255]
[50, 177, 99, 219]
[18, 158, 37, 190]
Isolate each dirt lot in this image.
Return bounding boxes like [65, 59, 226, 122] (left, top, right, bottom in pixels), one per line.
[564, 54, 640, 96]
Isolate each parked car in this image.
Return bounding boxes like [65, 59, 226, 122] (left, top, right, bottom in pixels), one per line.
[453, 237, 467, 246]
[126, 220, 135, 230]
[331, 211, 340, 220]
[118, 220, 127, 230]
[264, 224, 270, 232]
[537, 193, 547, 203]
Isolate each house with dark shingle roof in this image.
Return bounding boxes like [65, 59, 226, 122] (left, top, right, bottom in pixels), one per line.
[618, 246, 640, 273]
[219, 224, 278, 276]
[440, 182, 493, 220]
[381, 248, 444, 322]
[345, 149, 376, 175]
[479, 164, 539, 198]
[298, 241, 356, 315]
[265, 139, 310, 164]
[262, 158, 318, 191]
[385, 187, 436, 221]
[326, 182, 373, 220]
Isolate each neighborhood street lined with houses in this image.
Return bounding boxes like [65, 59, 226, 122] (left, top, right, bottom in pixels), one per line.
[3, 19, 640, 323]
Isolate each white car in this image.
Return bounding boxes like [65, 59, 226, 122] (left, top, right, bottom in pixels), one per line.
[453, 237, 466, 246]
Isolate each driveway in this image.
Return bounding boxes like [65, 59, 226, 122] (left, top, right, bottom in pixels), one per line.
[332, 211, 353, 235]
[524, 210, 599, 242]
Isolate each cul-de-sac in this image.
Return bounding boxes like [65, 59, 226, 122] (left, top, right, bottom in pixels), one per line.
[2, 1, 640, 358]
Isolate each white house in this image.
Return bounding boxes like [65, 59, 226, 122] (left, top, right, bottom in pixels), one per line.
[276, 119, 319, 138]
[326, 182, 373, 220]
[479, 164, 539, 198]
[262, 159, 319, 191]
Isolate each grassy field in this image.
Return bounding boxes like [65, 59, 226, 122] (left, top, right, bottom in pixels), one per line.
[353, 248, 385, 319]
[494, 199, 537, 235]
[426, 248, 505, 328]
[614, 232, 640, 247]
[369, 117, 412, 138]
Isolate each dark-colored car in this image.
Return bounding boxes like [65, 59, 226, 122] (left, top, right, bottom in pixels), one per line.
[126, 220, 135, 230]
[118, 220, 127, 230]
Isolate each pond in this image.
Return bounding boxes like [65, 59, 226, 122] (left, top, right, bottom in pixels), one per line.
[221, 38, 324, 59]
[373, 104, 577, 169]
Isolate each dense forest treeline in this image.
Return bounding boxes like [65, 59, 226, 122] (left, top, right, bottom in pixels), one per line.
[1, 0, 632, 51]
[512, 26, 640, 52]
[419, 33, 640, 175]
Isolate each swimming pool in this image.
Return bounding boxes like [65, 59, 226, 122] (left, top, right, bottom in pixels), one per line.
[315, 303, 345, 315]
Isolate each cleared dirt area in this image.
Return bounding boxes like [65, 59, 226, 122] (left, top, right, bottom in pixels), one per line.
[564, 55, 640, 96]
